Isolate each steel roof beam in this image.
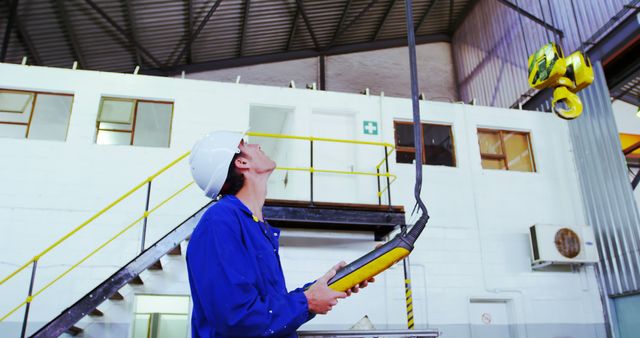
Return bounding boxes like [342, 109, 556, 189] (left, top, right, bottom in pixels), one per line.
[373, 0, 397, 41]
[287, 5, 300, 51]
[414, 0, 438, 32]
[80, 0, 163, 68]
[171, 0, 223, 67]
[495, 0, 564, 38]
[14, 18, 42, 64]
[145, 33, 450, 75]
[2, 0, 42, 64]
[331, 0, 352, 44]
[123, 0, 142, 66]
[187, 0, 193, 63]
[1, 0, 19, 62]
[327, 0, 379, 49]
[239, 0, 251, 56]
[450, 0, 479, 33]
[55, 0, 87, 68]
[449, 0, 454, 31]
[295, 0, 320, 50]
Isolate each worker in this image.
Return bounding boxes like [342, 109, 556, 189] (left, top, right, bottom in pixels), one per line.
[187, 130, 374, 337]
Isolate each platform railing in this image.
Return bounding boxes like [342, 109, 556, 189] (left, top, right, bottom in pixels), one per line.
[0, 131, 397, 337]
[247, 132, 397, 207]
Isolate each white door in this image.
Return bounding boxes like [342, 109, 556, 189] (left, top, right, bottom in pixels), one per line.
[469, 300, 513, 338]
[311, 111, 357, 203]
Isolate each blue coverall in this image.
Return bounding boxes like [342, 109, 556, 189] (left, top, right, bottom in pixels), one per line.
[186, 195, 314, 337]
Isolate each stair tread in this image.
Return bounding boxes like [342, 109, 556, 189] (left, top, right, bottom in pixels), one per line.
[109, 291, 124, 300]
[89, 308, 104, 317]
[168, 245, 182, 255]
[66, 325, 83, 336]
[148, 260, 163, 270]
[128, 275, 144, 285]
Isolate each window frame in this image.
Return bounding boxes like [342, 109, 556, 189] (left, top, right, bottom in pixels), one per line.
[393, 120, 457, 167]
[0, 88, 74, 139]
[394, 120, 422, 162]
[96, 97, 174, 147]
[477, 128, 536, 172]
[0, 90, 34, 114]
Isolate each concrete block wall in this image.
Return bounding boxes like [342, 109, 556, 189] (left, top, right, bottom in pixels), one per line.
[180, 42, 459, 102]
[0, 62, 605, 338]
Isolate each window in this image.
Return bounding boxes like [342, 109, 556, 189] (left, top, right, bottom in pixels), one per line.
[0, 89, 74, 141]
[96, 97, 173, 147]
[393, 121, 456, 166]
[133, 294, 189, 338]
[477, 129, 536, 172]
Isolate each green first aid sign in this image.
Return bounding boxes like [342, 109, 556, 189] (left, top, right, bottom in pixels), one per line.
[363, 121, 378, 135]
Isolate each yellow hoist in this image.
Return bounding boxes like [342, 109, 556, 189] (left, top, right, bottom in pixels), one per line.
[527, 42, 594, 119]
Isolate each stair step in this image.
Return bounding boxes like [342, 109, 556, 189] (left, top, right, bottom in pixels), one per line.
[89, 308, 104, 317]
[128, 275, 144, 285]
[66, 325, 83, 336]
[148, 260, 163, 270]
[109, 291, 124, 300]
[168, 245, 182, 256]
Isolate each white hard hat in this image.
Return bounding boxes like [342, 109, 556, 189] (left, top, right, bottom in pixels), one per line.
[189, 130, 245, 198]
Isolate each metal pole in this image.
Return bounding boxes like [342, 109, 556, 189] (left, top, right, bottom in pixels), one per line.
[20, 260, 38, 338]
[319, 54, 326, 90]
[402, 243, 415, 330]
[310, 140, 314, 206]
[141, 180, 151, 253]
[377, 167, 382, 205]
[632, 170, 640, 190]
[384, 146, 392, 208]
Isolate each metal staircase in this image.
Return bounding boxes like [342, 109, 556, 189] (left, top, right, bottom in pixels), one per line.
[30, 202, 213, 337]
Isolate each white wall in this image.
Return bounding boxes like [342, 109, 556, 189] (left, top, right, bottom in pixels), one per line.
[612, 99, 640, 210]
[0, 63, 604, 338]
[612, 100, 640, 134]
[180, 42, 459, 102]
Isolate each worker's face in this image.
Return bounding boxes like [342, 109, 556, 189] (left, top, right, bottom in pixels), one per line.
[236, 140, 276, 175]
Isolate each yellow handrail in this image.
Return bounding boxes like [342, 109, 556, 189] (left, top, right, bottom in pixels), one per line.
[247, 131, 396, 149]
[0, 299, 27, 322]
[377, 176, 398, 197]
[248, 131, 398, 200]
[0, 151, 190, 286]
[375, 147, 396, 170]
[247, 131, 396, 171]
[0, 181, 195, 322]
[277, 166, 396, 179]
[32, 182, 195, 300]
[0, 131, 398, 323]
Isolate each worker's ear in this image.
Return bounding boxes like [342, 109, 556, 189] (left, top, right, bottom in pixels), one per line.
[234, 155, 251, 170]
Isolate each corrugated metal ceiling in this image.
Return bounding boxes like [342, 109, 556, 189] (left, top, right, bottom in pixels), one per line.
[0, 0, 475, 75]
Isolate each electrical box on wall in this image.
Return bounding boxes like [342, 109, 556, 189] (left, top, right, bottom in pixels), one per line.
[529, 224, 599, 268]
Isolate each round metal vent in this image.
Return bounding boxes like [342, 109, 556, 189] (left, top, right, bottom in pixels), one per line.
[554, 228, 581, 258]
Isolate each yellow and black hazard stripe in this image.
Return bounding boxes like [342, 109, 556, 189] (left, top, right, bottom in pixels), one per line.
[405, 278, 414, 329]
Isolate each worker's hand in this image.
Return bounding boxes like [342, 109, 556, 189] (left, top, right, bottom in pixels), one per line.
[345, 276, 375, 296]
[304, 262, 348, 315]
[345, 243, 382, 296]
